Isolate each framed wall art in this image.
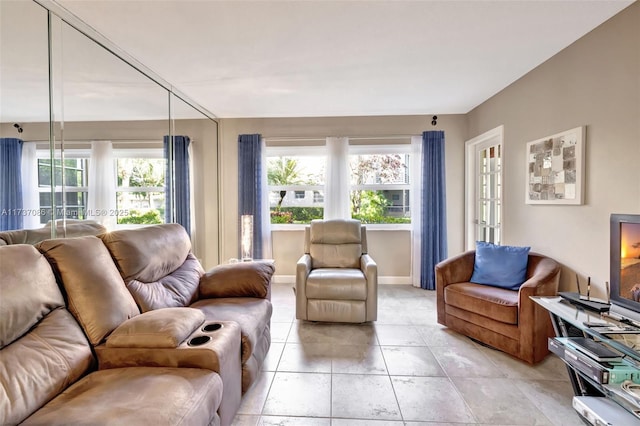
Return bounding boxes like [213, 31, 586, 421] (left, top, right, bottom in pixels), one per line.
[525, 126, 585, 205]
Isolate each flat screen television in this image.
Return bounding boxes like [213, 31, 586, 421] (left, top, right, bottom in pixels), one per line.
[610, 213, 640, 324]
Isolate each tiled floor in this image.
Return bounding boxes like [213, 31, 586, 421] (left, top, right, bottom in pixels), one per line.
[232, 284, 584, 425]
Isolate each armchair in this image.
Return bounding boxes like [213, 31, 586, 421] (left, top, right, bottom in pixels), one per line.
[435, 250, 560, 364]
[296, 219, 377, 323]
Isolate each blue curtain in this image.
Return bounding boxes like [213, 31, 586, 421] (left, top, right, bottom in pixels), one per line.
[420, 131, 447, 290]
[0, 138, 24, 231]
[164, 135, 191, 235]
[238, 134, 263, 259]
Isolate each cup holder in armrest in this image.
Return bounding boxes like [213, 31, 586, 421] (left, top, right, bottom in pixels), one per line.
[187, 335, 211, 347]
[202, 323, 223, 332]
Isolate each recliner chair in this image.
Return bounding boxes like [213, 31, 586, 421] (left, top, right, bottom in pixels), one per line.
[295, 219, 377, 323]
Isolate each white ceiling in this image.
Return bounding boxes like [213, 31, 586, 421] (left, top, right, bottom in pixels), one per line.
[2, 1, 635, 120]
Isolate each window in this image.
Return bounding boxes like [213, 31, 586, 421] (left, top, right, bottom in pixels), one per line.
[266, 148, 326, 224]
[266, 143, 413, 226]
[349, 146, 411, 224]
[37, 157, 88, 224]
[476, 145, 501, 243]
[116, 156, 166, 225]
[35, 146, 166, 227]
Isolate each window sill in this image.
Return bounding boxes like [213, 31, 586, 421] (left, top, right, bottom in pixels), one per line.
[270, 223, 411, 232]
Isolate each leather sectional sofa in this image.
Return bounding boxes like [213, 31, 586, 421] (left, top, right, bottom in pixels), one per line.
[0, 224, 275, 426]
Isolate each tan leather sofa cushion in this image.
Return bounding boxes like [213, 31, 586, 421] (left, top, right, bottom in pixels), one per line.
[1, 244, 94, 424]
[107, 308, 205, 348]
[0, 245, 64, 348]
[127, 253, 203, 312]
[200, 261, 275, 299]
[100, 223, 195, 283]
[100, 224, 203, 311]
[21, 367, 223, 426]
[1, 308, 94, 425]
[37, 236, 139, 345]
[0, 229, 29, 245]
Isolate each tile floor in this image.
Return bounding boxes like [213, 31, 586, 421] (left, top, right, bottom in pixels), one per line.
[232, 284, 584, 425]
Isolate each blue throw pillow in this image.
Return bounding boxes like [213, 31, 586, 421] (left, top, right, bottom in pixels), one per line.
[469, 242, 531, 290]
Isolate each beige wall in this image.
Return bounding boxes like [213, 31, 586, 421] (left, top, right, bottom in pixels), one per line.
[218, 115, 467, 282]
[466, 3, 640, 296]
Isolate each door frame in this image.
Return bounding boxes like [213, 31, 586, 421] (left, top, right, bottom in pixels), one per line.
[464, 125, 504, 250]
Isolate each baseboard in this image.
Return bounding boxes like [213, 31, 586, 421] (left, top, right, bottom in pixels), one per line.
[273, 275, 412, 285]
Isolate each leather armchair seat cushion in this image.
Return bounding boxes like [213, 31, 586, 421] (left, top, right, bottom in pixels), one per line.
[306, 269, 367, 300]
[21, 367, 223, 426]
[107, 308, 205, 348]
[444, 282, 519, 325]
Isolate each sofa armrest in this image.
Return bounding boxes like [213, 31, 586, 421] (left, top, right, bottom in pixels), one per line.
[295, 254, 312, 319]
[435, 250, 476, 325]
[434, 250, 476, 288]
[360, 254, 377, 284]
[199, 261, 275, 300]
[361, 254, 378, 321]
[518, 255, 561, 300]
[106, 308, 204, 348]
[517, 254, 561, 362]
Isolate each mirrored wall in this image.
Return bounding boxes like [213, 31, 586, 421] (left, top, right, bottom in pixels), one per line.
[0, 0, 219, 264]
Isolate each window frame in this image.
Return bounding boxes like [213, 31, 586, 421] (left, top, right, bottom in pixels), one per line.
[349, 144, 412, 230]
[114, 148, 166, 227]
[36, 149, 89, 223]
[34, 146, 167, 228]
[266, 146, 327, 230]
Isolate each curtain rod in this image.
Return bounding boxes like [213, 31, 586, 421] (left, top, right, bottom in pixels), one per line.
[264, 134, 420, 142]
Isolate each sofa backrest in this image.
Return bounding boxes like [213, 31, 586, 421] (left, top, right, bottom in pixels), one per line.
[100, 224, 204, 312]
[37, 236, 140, 346]
[305, 219, 366, 269]
[0, 245, 94, 425]
[0, 220, 107, 245]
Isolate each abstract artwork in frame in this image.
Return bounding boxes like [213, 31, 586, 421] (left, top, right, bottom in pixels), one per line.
[525, 126, 585, 205]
